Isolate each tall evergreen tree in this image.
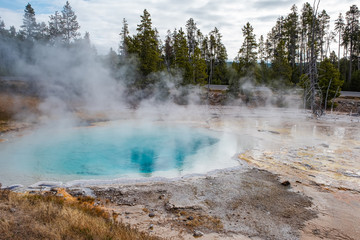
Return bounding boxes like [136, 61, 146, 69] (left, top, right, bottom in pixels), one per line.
[284, 5, 299, 68]
[300, 2, 313, 72]
[272, 40, 292, 85]
[20, 3, 38, 40]
[256, 35, 271, 84]
[0, 17, 5, 35]
[186, 18, 197, 60]
[60, 1, 80, 44]
[208, 27, 228, 84]
[172, 28, 191, 84]
[9, 26, 17, 38]
[284, 5, 300, 83]
[234, 22, 257, 76]
[36, 21, 49, 42]
[186, 18, 198, 83]
[258, 35, 266, 63]
[49, 11, 62, 43]
[317, 10, 330, 60]
[119, 18, 129, 58]
[163, 30, 174, 71]
[192, 46, 208, 85]
[335, 13, 345, 70]
[127, 9, 162, 83]
[344, 5, 360, 84]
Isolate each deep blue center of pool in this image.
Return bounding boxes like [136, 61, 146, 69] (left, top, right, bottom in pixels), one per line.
[2, 124, 219, 181]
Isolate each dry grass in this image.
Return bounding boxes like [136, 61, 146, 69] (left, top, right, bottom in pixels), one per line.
[0, 185, 160, 240]
[0, 93, 40, 121]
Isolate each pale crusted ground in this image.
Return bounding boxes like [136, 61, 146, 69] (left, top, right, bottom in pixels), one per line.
[89, 168, 316, 240]
[2, 107, 360, 239]
[65, 108, 360, 240]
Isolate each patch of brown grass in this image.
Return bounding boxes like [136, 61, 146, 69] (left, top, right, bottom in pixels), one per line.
[0, 185, 160, 240]
[0, 93, 40, 121]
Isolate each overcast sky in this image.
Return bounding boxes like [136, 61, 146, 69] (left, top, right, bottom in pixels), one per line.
[0, 0, 358, 59]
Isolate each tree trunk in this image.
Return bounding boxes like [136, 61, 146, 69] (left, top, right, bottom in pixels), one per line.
[349, 41, 353, 85]
[310, 0, 320, 113]
[338, 33, 341, 70]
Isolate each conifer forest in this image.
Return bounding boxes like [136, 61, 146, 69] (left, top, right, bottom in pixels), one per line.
[0, 1, 359, 110]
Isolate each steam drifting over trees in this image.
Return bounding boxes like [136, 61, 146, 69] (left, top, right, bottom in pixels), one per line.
[0, 1, 360, 110]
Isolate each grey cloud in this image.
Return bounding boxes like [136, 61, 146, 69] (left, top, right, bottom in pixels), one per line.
[251, 14, 280, 23]
[252, 0, 299, 9]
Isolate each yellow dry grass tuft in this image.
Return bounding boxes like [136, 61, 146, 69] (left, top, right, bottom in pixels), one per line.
[0, 185, 161, 240]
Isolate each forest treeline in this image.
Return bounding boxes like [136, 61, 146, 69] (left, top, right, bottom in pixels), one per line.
[0, 1, 359, 108]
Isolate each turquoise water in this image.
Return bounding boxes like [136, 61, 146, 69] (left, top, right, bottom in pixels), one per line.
[0, 123, 223, 185]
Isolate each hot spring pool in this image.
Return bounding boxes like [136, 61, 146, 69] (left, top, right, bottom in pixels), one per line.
[0, 122, 244, 186]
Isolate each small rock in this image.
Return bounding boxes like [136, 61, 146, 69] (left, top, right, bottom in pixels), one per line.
[193, 230, 204, 238]
[149, 224, 154, 230]
[3, 184, 24, 190]
[9, 208, 16, 213]
[281, 181, 291, 187]
[187, 216, 194, 220]
[125, 212, 131, 215]
[320, 143, 329, 148]
[165, 202, 175, 211]
[149, 212, 155, 218]
[312, 228, 321, 235]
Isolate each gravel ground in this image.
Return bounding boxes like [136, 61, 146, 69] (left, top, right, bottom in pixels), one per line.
[84, 167, 316, 240]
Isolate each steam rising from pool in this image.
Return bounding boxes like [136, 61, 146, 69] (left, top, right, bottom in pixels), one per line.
[0, 122, 243, 186]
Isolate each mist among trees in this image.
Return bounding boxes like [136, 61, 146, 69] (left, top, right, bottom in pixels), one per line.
[0, 1, 359, 110]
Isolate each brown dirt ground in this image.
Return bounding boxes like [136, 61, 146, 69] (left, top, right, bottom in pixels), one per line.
[86, 168, 316, 240]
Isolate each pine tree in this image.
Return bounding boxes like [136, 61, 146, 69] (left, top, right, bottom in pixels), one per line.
[60, 1, 80, 44]
[9, 26, 16, 38]
[106, 47, 120, 71]
[207, 27, 228, 85]
[317, 10, 330, 60]
[284, 5, 299, 67]
[345, 5, 360, 85]
[173, 28, 191, 84]
[186, 18, 197, 83]
[300, 2, 313, 73]
[258, 35, 266, 63]
[163, 30, 174, 72]
[335, 13, 345, 70]
[119, 18, 129, 58]
[192, 46, 208, 85]
[234, 22, 257, 76]
[49, 11, 62, 43]
[186, 18, 197, 60]
[318, 58, 342, 108]
[272, 40, 292, 85]
[0, 17, 5, 35]
[20, 3, 38, 40]
[256, 35, 271, 84]
[127, 9, 163, 85]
